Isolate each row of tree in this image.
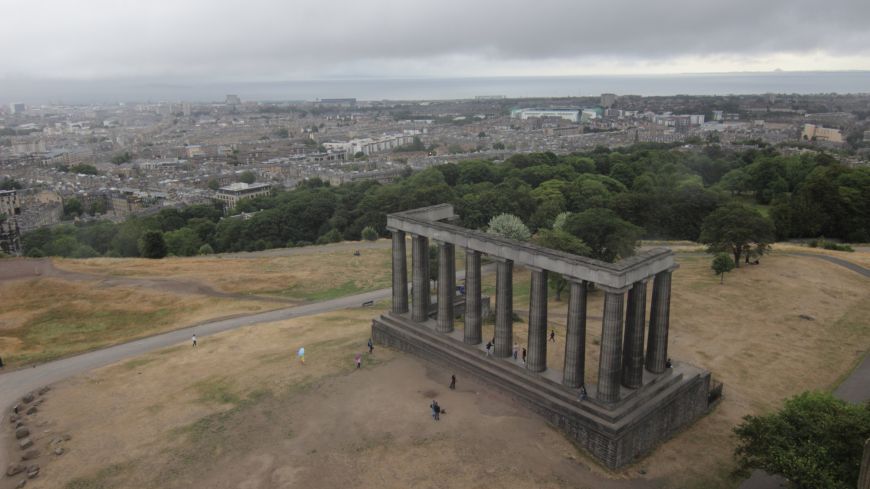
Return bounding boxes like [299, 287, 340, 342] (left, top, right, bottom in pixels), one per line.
[20, 144, 869, 259]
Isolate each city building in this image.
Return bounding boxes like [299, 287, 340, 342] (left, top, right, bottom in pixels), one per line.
[0, 190, 22, 255]
[213, 182, 272, 209]
[801, 124, 844, 143]
[510, 109, 580, 123]
[8, 103, 26, 114]
[600, 93, 617, 108]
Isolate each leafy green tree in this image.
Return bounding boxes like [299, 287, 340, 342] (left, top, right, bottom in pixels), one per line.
[733, 392, 870, 489]
[138, 230, 167, 259]
[486, 213, 531, 241]
[552, 212, 570, 231]
[198, 243, 215, 255]
[563, 208, 643, 262]
[360, 226, 378, 241]
[63, 198, 83, 219]
[207, 178, 220, 191]
[0, 178, 23, 190]
[111, 152, 132, 165]
[273, 128, 289, 139]
[164, 228, 202, 256]
[69, 164, 99, 175]
[699, 203, 775, 268]
[316, 228, 342, 245]
[711, 253, 735, 284]
[239, 171, 256, 184]
[533, 229, 591, 300]
[492, 142, 505, 150]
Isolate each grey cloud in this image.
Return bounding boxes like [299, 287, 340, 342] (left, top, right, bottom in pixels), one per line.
[0, 0, 868, 80]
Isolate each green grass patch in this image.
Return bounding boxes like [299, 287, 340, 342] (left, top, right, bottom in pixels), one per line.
[65, 461, 136, 489]
[193, 376, 242, 405]
[121, 356, 158, 371]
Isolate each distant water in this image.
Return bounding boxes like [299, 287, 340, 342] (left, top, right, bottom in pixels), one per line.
[3, 71, 869, 104]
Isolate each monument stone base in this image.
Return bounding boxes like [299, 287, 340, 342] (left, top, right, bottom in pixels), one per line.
[372, 311, 719, 469]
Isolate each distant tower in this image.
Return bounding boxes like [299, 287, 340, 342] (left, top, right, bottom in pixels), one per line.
[600, 93, 617, 109]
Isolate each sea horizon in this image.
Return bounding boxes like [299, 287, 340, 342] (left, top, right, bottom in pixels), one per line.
[2, 70, 869, 105]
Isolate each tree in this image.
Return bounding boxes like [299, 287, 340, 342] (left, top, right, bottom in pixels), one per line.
[360, 226, 378, 241]
[207, 178, 220, 191]
[733, 391, 870, 489]
[62, 198, 83, 219]
[699, 203, 775, 268]
[492, 142, 505, 150]
[164, 228, 202, 256]
[239, 171, 256, 184]
[486, 213, 531, 241]
[138, 230, 167, 259]
[711, 253, 735, 284]
[198, 243, 215, 255]
[563, 208, 643, 262]
[273, 128, 289, 139]
[111, 152, 132, 165]
[533, 228, 591, 300]
[0, 178, 22, 190]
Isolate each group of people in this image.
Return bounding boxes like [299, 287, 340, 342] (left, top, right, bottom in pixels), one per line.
[486, 330, 561, 364]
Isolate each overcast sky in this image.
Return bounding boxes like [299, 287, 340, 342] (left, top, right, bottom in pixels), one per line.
[1, 0, 869, 83]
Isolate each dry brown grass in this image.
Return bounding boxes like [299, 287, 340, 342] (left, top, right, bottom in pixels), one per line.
[5, 253, 869, 489]
[0, 277, 274, 367]
[54, 245, 394, 300]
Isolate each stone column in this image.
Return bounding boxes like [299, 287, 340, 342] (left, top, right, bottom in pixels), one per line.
[621, 280, 647, 389]
[645, 269, 672, 374]
[526, 268, 548, 372]
[493, 258, 513, 357]
[463, 249, 482, 345]
[390, 230, 408, 314]
[436, 242, 455, 333]
[563, 280, 587, 388]
[411, 235, 430, 322]
[597, 288, 626, 403]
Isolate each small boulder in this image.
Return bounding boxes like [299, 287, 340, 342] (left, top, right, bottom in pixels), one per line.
[15, 427, 30, 440]
[16, 479, 26, 488]
[62, 434, 72, 441]
[49, 437, 62, 446]
[21, 450, 39, 461]
[18, 438, 32, 450]
[9, 412, 20, 423]
[24, 406, 37, 416]
[37, 387, 50, 396]
[799, 314, 816, 321]
[21, 394, 34, 404]
[53, 447, 64, 456]
[26, 466, 38, 479]
[6, 463, 25, 477]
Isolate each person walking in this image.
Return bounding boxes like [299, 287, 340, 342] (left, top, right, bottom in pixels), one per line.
[579, 384, 588, 401]
[512, 342, 518, 360]
[367, 338, 374, 354]
[522, 347, 527, 365]
[191, 334, 197, 347]
[449, 374, 456, 390]
[485, 341, 493, 357]
[430, 400, 438, 421]
[355, 353, 362, 369]
[549, 329, 556, 342]
[297, 347, 305, 365]
[433, 401, 441, 421]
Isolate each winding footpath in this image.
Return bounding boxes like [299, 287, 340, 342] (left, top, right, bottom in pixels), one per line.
[0, 250, 867, 480]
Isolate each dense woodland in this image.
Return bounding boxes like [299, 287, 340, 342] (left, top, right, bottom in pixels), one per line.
[20, 143, 870, 259]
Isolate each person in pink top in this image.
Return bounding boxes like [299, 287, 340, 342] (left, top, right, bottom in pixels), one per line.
[355, 353, 362, 369]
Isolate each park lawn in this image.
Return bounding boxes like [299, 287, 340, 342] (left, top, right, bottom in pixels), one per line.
[0, 277, 274, 367]
[54, 244, 395, 301]
[6, 253, 869, 489]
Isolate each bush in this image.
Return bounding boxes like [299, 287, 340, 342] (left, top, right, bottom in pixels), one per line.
[808, 239, 854, 252]
[360, 226, 378, 241]
[198, 243, 214, 255]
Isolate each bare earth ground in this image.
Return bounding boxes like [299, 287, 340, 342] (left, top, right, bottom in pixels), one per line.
[3, 251, 868, 489]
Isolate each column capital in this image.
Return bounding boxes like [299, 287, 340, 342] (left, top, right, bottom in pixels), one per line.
[488, 256, 513, 264]
[598, 284, 631, 294]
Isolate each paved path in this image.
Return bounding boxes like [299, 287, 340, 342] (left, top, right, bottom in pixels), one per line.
[785, 251, 870, 278]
